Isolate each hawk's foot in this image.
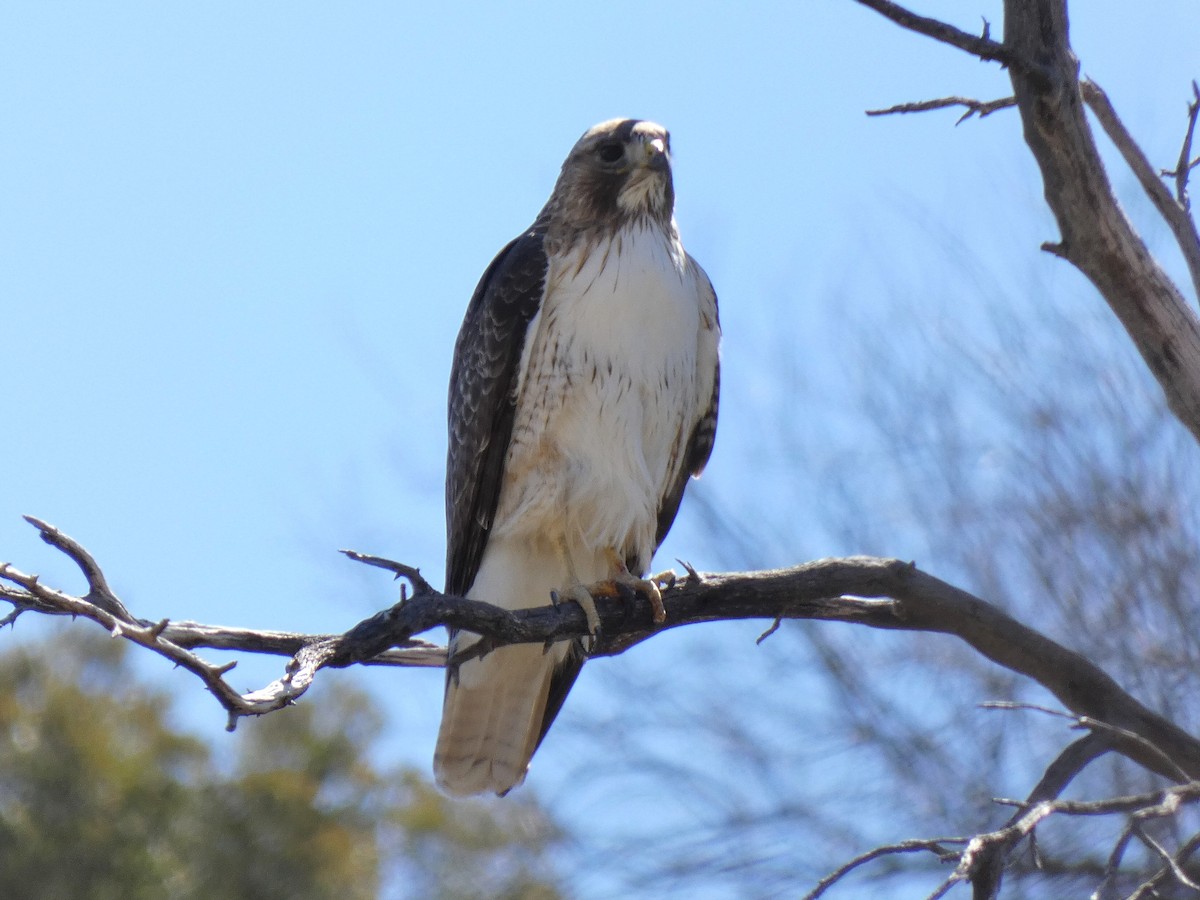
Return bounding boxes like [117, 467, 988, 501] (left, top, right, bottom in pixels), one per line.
[649, 568, 677, 592]
[559, 579, 604, 651]
[602, 549, 667, 624]
[619, 570, 666, 624]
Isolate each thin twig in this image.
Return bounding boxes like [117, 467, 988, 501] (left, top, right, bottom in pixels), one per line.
[1162, 81, 1200, 211]
[1096, 824, 1137, 900]
[756, 616, 783, 644]
[867, 95, 1016, 124]
[982, 701, 1191, 783]
[1001, 784, 1200, 820]
[1126, 831, 1200, 899]
[340, 549, 435, 596]
[1132, 821, 1200, 892]
[802, 837, 966, 900]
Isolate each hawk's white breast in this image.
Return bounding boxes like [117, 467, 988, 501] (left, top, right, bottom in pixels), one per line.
[493, 221, 706, 574]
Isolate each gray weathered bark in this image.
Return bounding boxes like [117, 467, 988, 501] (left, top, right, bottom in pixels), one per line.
[1003, 0, 1200, 445]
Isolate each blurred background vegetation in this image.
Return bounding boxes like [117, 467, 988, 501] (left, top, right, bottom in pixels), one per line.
[0, 630, 563, 900]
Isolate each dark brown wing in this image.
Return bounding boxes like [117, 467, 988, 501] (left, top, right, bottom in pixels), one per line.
[445, 229, 548, 597]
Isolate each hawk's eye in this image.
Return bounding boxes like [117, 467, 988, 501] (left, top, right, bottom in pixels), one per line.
[596, 141, 624, 164]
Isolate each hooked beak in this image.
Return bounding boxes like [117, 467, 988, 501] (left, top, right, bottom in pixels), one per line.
[641, 136, 670, 172]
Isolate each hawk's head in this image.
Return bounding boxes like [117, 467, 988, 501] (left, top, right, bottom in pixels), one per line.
[542, 118, 675, 234]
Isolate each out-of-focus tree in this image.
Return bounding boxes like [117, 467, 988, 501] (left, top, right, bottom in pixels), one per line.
[385, 771, 562, 900]
[0, 630, 564, 900]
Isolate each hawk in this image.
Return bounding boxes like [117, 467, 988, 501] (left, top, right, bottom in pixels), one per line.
[435, 118, 720, 796]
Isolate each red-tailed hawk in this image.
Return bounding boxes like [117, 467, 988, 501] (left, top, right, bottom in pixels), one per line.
[435, 118, 720, 796]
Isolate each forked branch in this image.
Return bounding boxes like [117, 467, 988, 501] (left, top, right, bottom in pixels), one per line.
[808, 733, 1198, 900]
[0, 517, 443, 730]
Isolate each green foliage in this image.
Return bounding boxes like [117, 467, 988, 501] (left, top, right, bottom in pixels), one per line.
[0, 629, 565, 900]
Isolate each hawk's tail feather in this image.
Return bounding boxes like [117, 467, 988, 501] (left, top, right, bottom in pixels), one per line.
[434, 640, 573, 797]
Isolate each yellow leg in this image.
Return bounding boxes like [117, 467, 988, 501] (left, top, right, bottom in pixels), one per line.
[555, 535, 602, 639]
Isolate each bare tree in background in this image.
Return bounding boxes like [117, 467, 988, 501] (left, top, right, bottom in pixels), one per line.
[578, 257, 1200, 897]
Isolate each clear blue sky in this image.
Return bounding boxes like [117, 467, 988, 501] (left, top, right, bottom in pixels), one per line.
[2, 0, 1197, 892]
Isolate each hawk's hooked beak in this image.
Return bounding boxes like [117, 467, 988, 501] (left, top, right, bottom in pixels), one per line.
[641, 136, 670, 173]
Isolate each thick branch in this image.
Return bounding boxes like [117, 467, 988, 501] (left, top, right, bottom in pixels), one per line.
[5, 518, 1200, 782]
[1001, 0, 1200, 445]
[611, 562, 1200, 782]
[157, 621, 445, 667]
[9, 521, 1200, 893]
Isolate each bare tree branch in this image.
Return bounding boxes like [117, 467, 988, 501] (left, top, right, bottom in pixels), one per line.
[850, 0, 1018, 69]
[696, 5, 1200, 895]
[0, 517, 444, 729]
[802, 837, 967, 900]
[24, 513, 138, 623]
[983, 702, 1189, 783]
[1097, 826, 1140, 900]
[944, 784, 1200, 900]
[1164, 81, 1200, 211]
[158, 621, 445, 668]
[1126, 832, 1200, 900]
[867, 95, 1016, 123]
[1003, 0, 1200, 444]
[807, 759, 1200, 900]
[1080, 79, 1200, 303]
[965, 732, 1113, 897]
[5, 515, 1200, 786]
[1132, 821, 1200, 893]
